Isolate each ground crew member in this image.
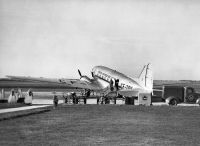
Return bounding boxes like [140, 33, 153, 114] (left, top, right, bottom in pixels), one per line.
[99, 96, 103, 104]
[84, 89, 91, 104]
[72, 92, 75, 104]
[110, 79, 114, 91]
[72, 92, 76, 104]
[53, 94, 58, 108]
[113, 96, 116, 104]
[97, 97, 99, 104]
[63, 94, 68, 104]
[105, 96, 109, 104]
[75, 96, 79, 104]
[86, 89, 91, 97]
[115, 79, 119, 91]
[84, 96, 87, 104]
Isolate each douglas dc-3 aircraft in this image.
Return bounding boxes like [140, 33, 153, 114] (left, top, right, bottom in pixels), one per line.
[7, 64, 153, 97]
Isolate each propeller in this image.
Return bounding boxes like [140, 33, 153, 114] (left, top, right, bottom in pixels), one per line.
[78, 69, 91, 82]
[78, 69, 82, 78]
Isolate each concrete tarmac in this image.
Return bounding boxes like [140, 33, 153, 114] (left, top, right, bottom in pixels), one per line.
[0, 105, 50, 114]
[0, 99, 198, 115]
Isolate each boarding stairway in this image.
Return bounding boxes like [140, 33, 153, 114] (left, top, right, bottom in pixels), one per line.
[99, 86, 118, 97]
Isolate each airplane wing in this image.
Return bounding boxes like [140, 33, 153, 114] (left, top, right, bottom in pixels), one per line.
[59, 78, 101, 90]
[6, 76, 101, 90]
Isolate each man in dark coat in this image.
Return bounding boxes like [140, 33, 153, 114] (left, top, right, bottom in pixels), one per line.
[110, 79, 114, 91]
[53, 94, 58, 108]
[115, 79, 119, 91]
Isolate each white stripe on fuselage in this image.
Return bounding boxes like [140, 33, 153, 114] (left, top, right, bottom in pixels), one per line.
[92, 66, 142, 90]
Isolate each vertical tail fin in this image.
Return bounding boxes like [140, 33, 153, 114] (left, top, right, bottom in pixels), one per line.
[138, 64, 153, 91]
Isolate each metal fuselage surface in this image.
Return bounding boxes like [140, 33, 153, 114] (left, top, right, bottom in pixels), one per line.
[92, 66, 143, 90]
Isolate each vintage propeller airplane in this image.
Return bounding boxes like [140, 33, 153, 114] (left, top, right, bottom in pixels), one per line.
[6, 63, 153, 97]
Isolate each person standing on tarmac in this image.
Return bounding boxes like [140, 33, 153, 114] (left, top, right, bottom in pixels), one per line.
[53, 94, 58, 108]
[115, 79, 119, 91]
[99, 96, 103, 104]
[63, 94, 67, 104]
[72, 92, 77, 104]
[110, 79, 114, 91]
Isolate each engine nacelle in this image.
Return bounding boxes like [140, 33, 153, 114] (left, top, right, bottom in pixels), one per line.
[80, 76, 91, 83]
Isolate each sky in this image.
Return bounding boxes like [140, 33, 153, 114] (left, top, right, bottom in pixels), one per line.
[0, 0, 200, 80]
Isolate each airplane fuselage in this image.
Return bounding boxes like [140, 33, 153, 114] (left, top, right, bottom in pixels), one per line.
[92, 66, 143, 90]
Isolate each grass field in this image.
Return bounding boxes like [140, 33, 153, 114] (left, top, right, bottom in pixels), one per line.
[0, 105, 199, 146]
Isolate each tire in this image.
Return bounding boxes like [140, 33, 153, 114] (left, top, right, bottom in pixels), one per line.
[186, 94, 195, 103]
[170, 99, 178, 106]
[196, 98, 200, 106]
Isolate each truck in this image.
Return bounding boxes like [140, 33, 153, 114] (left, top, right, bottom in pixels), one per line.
[153, 86, 200, 106]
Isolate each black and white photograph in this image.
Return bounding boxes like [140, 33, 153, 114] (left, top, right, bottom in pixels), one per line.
[0, 0, 200, 145]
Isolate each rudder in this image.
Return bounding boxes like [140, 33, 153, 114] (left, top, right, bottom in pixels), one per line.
[138, 64, 153, 91]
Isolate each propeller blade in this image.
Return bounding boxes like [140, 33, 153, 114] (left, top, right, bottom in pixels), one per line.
[78, 69, 82, 77]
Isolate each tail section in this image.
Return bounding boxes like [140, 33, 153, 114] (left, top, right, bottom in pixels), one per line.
[138, 64, 153, 91]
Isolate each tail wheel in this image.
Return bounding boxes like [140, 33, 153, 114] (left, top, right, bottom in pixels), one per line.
[170, 99, 178, 106]
[186, 94, 195, 103]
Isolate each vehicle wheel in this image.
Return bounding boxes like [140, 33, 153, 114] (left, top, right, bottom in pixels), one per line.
[170, 99, 178, 106]
[196, 98, 200, 106]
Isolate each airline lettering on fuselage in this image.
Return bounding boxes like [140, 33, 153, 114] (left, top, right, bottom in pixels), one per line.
[97, 71, 114, 81]
[121, 83, 132, 89]
[96, 70, 133, 90]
